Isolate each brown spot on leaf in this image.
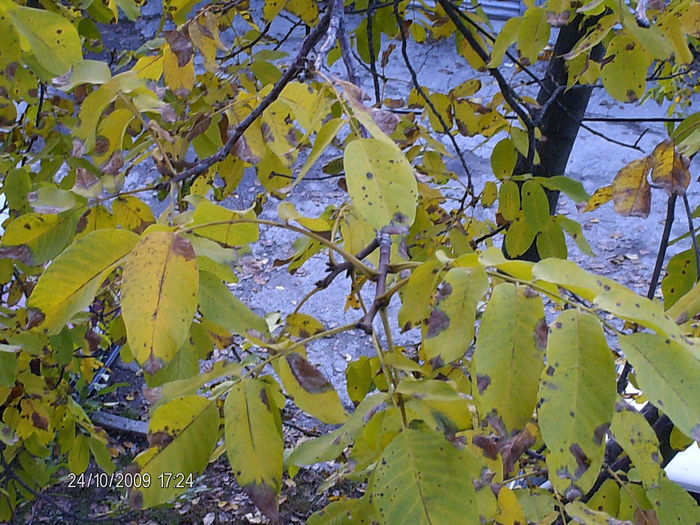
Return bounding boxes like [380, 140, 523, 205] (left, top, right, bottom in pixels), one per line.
[26, 308, 45, 330]
[143, 355, 164, 375]
[569, 443, 591, 478]
[0, 245, 34, 265]
[472, 434, 498, 459]
[148, 431, 174, 448]
[165, 30, 194, 67]
[286, 352, 332, 394]
[499, 427, 536, 474]
[243, 483, 280, 523]
[172, 235, 196, 260]
[594, 423, 609, 445]
[32, 412, 49, 431]
[534, 318, 548, 349]
[476, 374, 491, 394]
[425, 309, 450, 338]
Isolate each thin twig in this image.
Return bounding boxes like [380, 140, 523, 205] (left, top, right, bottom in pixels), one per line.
[682, 193, 700, 280]
[367, 0, 382, 104]
[437, 0, 537, 169]
[393, 0, 474, 195]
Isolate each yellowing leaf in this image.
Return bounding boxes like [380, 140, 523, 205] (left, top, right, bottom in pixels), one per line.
[129, 395, 219, 508]
[518, 7, 550, 64]
[225, 378, 283, 522]
[612, 157, 651, 218]
[489, 17, 521, 67]
[533, 258, 626, 301]
[601, 31, 652, 102]
[344, 138, 417, 230]
[611, 402, 663, 488]
[191, 201, 259, 247]
[563, 14, 616, 59]
[198, 271, 269, 337]
[28, 229, 138, 334]
[113, 196, 156, 233]
[1, 212, 78, 264]
[276, 352, 347, 424]
[648, 139, 690, 196]
[538, 310, 615, 494]
[583, 185, 613, 212]
[474, 283, 546, 433]
[4, 2, 82, 78]
[121, 231, 199, 373]
[619, 333, 700, 441]
[422, 266, 488, 364]
[370, 429, 480, 524]
[163, 43, 194, 93]
[398, 260, 444, 331]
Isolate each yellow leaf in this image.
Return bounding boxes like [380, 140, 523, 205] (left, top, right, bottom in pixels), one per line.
[113, 196, 156, 233]
[344, 138, 418, 230]
[28, 229, 138, 334]
[612, 158, 651, 217]
[584, 185, 613, 212]
[121, 231, 199, 373]
[648, 139, 691, 196]
[163, 44, 194, 93]
[518, 7, 551, 64]
[276, 352, 348, 424]
[601, 31, 652, 102]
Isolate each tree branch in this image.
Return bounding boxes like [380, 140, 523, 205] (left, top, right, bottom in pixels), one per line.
[169, 2, 336, 186]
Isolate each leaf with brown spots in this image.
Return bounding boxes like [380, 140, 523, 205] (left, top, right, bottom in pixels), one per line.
[225, 379, 283, 523]
[648, 139, 691, 196]
[612, 157, 652, 218]
[275, 352, 347, 424]
[121, 231, 199, 370]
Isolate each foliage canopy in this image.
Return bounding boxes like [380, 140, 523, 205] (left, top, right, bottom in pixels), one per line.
[1, 0, 700, 522]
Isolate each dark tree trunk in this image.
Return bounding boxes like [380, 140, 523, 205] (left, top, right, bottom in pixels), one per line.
[512, 17, 604, 261]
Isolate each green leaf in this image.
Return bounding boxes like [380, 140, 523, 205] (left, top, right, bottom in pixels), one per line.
[555, 215, 594, 256]
[505, 213, 536, 257]
[129, 395, 219, 508]
[1, 211, 78, 264]
[198, 271, 269, 337]
[521, 180, 550, 233]
[564, 502, 619, 524]
[645, 478, 700, 523]
[662, 249, 697, 308]
[370, 428, 480, 524]
[491, 139, 518, 179]
[308, 497, 375, 525]
[293, 118, 346, 188]
[474, 283, 546, 433]
[422, 266, 488, 364]
[489, 17, 521, 67]
[534, 175, 591, 203]
[610, 401, 663, 488]
[225, 378, 283, 522]
[538, 310, 615, 495]
[346, 356, 373, 405]
[191, 201, 259, 247]
[4, 1, 82, 78]
[536, 219, 567, 259]
[28, 229, 138, 334]
[533, 258, 625, 302]
[619, 333, 700, 441]
[344, 138, 418, 230]
[121, 231, 199, 373]
[276, 352, 348, 424]
[601, 31, 652, 103]
[518, 7, 550, 64]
